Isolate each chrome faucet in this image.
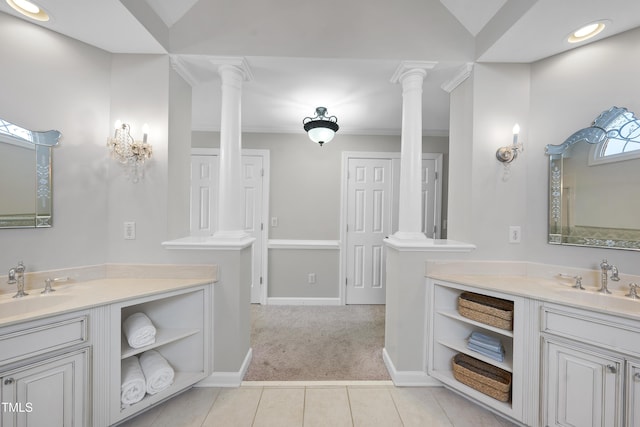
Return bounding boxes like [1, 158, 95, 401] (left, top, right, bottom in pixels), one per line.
[7, 261, 28, 298]
[599, 259, 619, 294]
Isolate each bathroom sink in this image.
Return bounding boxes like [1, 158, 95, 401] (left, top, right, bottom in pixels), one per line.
[0, 294, 70, 319]
[555, 288, 640, 312]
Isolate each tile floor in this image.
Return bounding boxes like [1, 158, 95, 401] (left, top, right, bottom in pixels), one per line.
[118, 382, 518, 427]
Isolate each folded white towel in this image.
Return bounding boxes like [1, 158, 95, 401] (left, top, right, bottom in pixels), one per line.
[139, 350, 175, 395]
[121, 357, 146, 406]
[123, 313, 156, 349]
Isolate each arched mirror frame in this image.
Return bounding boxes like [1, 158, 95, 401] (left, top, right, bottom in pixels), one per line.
[545, 106, 640, 250]
[0, 118, 61, 228]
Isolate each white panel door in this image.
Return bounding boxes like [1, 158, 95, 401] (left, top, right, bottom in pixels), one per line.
[421, 157, 439, 238]
[190, 155, 219, 236]
[345, 158, 392, 305]
[190, 152, 265, 304]
[242, 155, 264, 304]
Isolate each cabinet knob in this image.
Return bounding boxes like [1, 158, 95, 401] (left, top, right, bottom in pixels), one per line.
[3, 378, 14, 385]
[634, 372, 640, 381]
[607, 365, 617, 374]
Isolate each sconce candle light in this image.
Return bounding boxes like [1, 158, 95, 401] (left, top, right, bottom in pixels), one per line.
[107, 121, 152, 183]
[496, 123, 524, 163]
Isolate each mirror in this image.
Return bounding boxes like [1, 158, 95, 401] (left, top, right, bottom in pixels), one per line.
[546, 106, 640, 250]
[0, 118, 61, 228]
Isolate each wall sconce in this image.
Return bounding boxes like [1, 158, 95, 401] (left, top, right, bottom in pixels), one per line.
[107, 120, 152, 183]
[496, 124, 524, 164]
[303, 107, 339, 146]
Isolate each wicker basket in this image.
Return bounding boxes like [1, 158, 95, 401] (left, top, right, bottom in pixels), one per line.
[458, 292, 514, 331]
[452, 353, 512, 402]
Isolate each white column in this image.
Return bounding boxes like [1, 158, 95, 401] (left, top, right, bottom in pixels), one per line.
[213, 61, 252, 241]
[390, 61, 436, 241]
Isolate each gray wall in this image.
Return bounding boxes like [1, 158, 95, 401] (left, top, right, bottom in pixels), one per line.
[192, 131, 449, 299]
[0, 12, 219, 273]
[447, 26, 640, 274]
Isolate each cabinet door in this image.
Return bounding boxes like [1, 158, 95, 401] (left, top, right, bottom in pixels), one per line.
[544, 339, 623, 427]
[1, 349, 88, 427]
[628, 361, 640, 427]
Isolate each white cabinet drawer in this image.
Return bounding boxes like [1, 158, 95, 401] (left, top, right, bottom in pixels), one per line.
[542, 305, 640, 356]
[0, 315, 88, 366]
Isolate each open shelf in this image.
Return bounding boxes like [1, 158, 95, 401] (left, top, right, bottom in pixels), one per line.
[121, 328, 200, 359]
[428, 280, 523, 422]
[110, 286, 209, 425]
[437, 309, 514, 338]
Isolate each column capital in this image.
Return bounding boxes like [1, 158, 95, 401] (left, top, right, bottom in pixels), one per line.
[210, 56, 254, 82]
[390, 60, 437, 84]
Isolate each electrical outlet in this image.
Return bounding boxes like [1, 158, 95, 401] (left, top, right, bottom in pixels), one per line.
[509, 226, 521, 243]
[271, 217, 279, 227]
[308, 273, 316, 284]
[124, 221, 136, 240]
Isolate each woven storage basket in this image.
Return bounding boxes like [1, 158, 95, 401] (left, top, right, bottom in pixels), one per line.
[452, 353, 512, 402]
[458, 292, 514, 331]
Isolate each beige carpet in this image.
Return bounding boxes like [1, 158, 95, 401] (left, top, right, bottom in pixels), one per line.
[245, 304, 390, 381]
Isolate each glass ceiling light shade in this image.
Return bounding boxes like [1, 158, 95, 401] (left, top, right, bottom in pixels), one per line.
[6, 0, 50, 21]
[303, 107, 339, 146]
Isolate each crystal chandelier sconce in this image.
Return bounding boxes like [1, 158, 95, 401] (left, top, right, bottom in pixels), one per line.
[496, 124, 524, 180]
[107, 121, 152, 183]
[303, 107, 339, 146]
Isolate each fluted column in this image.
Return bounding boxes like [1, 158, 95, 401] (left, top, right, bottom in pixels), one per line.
[390, 61, 436, 241]
[213, 61, 252, 240]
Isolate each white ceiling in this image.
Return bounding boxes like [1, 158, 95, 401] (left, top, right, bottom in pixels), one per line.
[2, 0, 640, 136]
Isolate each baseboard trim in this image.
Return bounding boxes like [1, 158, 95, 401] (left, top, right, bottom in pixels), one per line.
[267, 297, 341, 306]
[268, 239, 340, 250]
[196, 348, 253, 388]
[382, 348, 441, 387]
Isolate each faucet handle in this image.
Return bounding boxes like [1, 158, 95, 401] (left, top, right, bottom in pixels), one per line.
[610, 265, 620, 282]
[559, 274, 585, 290]
[626, 283, 639, 299]
[42, 277, 70, 294]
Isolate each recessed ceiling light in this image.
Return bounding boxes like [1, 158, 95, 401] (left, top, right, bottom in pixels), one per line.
[568, 20, 608, 44]
[6, 0, 50, 22]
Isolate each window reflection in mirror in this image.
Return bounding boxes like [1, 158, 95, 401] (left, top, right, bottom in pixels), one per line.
[0, 118, 60, 228]
[546, 107, 640, 250]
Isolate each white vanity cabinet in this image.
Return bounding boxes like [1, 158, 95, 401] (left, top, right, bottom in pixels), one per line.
[109, 285, 211, 425]
[628, 360, 640, 427]
[0, 312, 90, 427]
[427, 279, 530, 425]
[541, 304, 640, 427]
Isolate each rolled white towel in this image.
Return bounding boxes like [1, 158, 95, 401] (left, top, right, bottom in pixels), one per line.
[139, 350, 175, 395]
[121, 357, 146, 406]
[123, 313, 156, 349]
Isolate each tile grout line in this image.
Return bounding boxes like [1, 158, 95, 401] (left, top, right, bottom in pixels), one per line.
[250, 387, 265, 427]
[385, 387, 405, 427]
[198, 388, 222, 427]
[346, 386, 356, 427]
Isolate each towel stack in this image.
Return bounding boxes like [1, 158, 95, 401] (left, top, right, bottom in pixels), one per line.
[120, 350, 175, 406]
[123, 313, 157, 349]
[467, 331, 505, 362]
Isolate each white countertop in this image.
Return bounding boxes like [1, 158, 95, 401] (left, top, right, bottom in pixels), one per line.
[428, 273, 640, 321]
[0, 265, 216, 328]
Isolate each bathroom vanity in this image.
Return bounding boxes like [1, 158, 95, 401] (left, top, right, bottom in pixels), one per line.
[427, 267, 640, 427]
[0, 265, 216, 427]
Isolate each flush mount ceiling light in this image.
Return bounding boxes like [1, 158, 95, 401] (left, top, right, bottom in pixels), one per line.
[6, 0, 49, 21]
[568, 20, 608, 43]
[303, 107, 339, 146]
